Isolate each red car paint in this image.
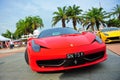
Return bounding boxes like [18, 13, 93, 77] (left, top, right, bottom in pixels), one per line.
[26, 28, 107, 72]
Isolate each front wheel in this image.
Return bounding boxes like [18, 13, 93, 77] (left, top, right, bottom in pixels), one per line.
[25, 49, 29, 65]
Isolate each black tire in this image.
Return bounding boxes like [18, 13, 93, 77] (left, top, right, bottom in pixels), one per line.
[25, 49, 29, 65]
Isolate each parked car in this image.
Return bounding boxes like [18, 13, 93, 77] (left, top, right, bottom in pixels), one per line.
[97, 27, 120, 43]
[25, 27, 107, 72]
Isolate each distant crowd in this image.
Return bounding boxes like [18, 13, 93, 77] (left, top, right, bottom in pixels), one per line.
[0, 40, 26, 49]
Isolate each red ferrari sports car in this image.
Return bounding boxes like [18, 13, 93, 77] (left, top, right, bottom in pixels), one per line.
[25, 27, 107, 72]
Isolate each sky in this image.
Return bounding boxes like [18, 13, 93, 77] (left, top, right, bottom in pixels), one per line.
[0, 0, 120, 35]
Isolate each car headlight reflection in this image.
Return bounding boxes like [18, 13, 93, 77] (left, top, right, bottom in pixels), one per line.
[95, 36, 103, 44]
[32, 40, 40, 52]
[103, 33, 109, 36]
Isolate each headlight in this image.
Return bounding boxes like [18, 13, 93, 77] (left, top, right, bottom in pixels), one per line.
[103, 33, 109, 36]
[31, 40, 40, 52]
[95, 36, 103, 44]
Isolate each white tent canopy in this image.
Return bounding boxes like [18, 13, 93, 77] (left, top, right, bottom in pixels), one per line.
[0, 35, 10, 41]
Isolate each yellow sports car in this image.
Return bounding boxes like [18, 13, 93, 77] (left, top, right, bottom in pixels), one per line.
[97, 27, 120, 43]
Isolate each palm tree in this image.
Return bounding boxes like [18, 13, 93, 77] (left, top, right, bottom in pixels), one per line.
[31, 16, 44, 30]
[14, 19, 26, 38]
[24, 16, 44, 33]
[2, 29, 13, 39]
[25, 16, 33, 34]
[66, 5, 83, 30]
[16, 19, 26, 34]
[52, 6, 67, 27]
[14, 16, 44, 39]
[112, 4, 120, 20]
[83, 7, 107, 31]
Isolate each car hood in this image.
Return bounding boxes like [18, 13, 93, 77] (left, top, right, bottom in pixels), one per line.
[104, 30, 120, 37]
[35, 32, 95, 49]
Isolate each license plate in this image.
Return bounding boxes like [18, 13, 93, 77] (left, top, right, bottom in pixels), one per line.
[67, 52, 84, 59]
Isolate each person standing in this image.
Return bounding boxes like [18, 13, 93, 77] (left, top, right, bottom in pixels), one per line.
[9, 40, 14, 49]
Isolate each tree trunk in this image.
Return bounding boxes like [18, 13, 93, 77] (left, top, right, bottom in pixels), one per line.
[96, 21, 100, 31]
[73, 19, 77, 30]
[62, 19, 66, 28]
[118, 14, 120, 20]
[91, 25, 94, 31]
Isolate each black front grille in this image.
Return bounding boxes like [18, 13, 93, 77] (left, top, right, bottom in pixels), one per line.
[63, 58, 85, 67]
[36, 59, 65, 67]
[36, 51, 105, 67]
[107, 36, 120, 40]
[64, 51, 104, 67]
[84, 51, 104, 61]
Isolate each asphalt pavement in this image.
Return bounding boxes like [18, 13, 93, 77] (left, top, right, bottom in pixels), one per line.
[0, 50, 120, 80]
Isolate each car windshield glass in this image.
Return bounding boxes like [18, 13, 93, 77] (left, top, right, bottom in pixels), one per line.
[38, 28, 79, 38]
[101, 27, 119, 32]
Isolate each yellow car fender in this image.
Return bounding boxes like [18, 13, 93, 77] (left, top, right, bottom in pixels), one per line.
[97, 31, 107, 42]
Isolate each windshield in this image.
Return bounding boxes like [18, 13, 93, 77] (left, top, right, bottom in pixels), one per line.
[101, 27, 119, 32]
[38, 28, 79, 38]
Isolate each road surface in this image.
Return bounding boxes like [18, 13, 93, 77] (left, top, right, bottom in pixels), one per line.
[0, 49, 120, 80]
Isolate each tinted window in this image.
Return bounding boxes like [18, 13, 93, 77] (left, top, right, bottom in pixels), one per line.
[101, 27, 119, 32]
[38, 28, 79, 38]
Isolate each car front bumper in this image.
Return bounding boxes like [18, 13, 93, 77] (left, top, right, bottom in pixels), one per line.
[28, 42, 107, 72]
